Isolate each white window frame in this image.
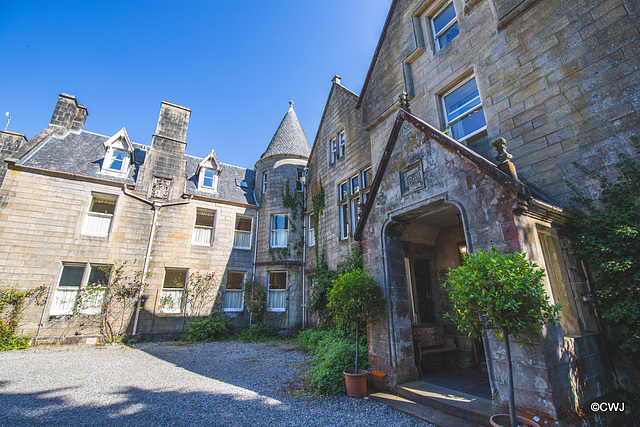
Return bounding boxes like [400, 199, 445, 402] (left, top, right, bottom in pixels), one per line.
[198, 167, 219, 192]
[223, 271, 245, 312]
[270, 214, 289, 248]
[338, 181, 349, 240]
[160, 268, 187, 314]
[442, 76, 487, 142]
[262, 172, 268, 194]
[267, 271, 287, 312]
[192, 209, 215, 246]
[430, 1, 458, 51]
[329, 136, 337, 164]
[308, 213, 315, 247]
[233, 215, 253, 250]
[82, 193, 117, 237]
[296, 168, 304, 192]
[337, 130, 345, 158]
[50, 264, 110, 316]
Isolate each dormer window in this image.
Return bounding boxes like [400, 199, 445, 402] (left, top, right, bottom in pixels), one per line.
[101, 128, 134, 176]
[197, 149, 222, 193]
[108, 149, 128, 172]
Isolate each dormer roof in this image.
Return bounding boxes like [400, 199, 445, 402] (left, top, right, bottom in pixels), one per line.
[197, 148, 222, 174]
[259, 102, 311, 161]
[103, 127, 134, 154]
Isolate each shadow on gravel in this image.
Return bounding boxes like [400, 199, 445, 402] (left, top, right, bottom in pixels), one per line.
[0, 382, 290, 427]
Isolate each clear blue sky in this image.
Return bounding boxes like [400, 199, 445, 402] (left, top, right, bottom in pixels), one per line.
[1, 1, 390, 169]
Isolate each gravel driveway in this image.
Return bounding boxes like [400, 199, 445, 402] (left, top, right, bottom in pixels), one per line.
[0, 341, 431, 426]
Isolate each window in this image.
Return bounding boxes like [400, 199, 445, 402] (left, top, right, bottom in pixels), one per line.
[262, 172, 268, 194]
[338, 181, 349, 240]
[329, 137, 337, 164]
[160, 269, 187, 314]
[82, 193, 116, 237]
[108, 149, 128, 172]
[338, 182, 348, 202]
[308, 214, 315, 247]
[296, 169, 304, 192]
[337, 130, 345, 158]
[268, 271, 287, 311]
[430, 1, 459, 51]
[270, 214, 288, 248]
[201, 168, 216, 189]
[50, 264, 110, 315]
[224, 271, 245, 312]
[234, 215, 252, 249]
[193, 209, 214, 246]
[350, 175, 359, 195]
[442, 76, 487, 142]
[362, 168, 371, 190]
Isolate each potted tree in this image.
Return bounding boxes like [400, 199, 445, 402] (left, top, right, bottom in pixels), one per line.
[445, 248, 561, 427]
[328, 269, 385, 398]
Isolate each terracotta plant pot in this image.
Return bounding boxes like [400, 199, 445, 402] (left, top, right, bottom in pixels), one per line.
[489, 414, 540, 427]
[344, 369, 368, 398]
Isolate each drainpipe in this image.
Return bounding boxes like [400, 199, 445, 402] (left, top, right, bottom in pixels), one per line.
[123, 185, 191, 336]
[33, 283, 55, 348]
[301, 171, 307, 329]
[252, 211, 259, 281]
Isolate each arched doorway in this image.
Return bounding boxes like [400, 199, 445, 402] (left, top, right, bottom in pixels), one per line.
[383, 200, 491, 399]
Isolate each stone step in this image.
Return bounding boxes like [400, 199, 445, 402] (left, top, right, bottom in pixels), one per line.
[397, 380, 494, 426]
[370, 392, 486, 427]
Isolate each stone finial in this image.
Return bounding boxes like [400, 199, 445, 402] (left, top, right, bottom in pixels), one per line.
[491, 138, 518, 180]
[399, 91, 411, 113]
[332, 75, 342, 85]
[289, 100, 294, 108]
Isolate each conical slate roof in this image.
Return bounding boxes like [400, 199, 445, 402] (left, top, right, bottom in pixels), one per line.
[260, 102, 311, 160]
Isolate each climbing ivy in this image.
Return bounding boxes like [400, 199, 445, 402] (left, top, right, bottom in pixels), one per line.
[566, 137, 640, 358]
[311, 184, 325, 265]
[1, 285, 47, 350]
[282, 185, 304, 221]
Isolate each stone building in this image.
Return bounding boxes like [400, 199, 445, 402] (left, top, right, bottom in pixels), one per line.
[304, 0, 639, 421]
[0, 94, 310, 344]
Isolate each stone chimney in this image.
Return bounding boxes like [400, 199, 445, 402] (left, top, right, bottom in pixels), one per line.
[136, 101, 191, 201]
[154, 101, 190, 143]
[0, 130, 28, 187]
[49, 93, 88, 133]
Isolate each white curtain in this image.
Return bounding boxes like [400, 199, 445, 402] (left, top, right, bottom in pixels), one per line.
[193, 226, 212, 245]
[270, 230, 288, 247]
[268, 290, 286, 311]
[160, 289, 184, 314]
[234, 230, 251, 248]
[50, 288, 79, 315]
[82, 213, 112, 236]
[224, 290, 244, 311]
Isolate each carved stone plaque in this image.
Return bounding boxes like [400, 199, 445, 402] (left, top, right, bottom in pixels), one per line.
[151, 177, 171, 200]
[400, 163, 424, 196]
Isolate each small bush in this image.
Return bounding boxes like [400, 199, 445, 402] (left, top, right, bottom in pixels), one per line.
[237, 324, 281, 342]
[300, 328, 368, 395]
[184, 313, 230, 342]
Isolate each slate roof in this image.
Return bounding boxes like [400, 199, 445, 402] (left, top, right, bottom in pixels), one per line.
[17, 130, 257, 206]
[260, 105, 311, 160]
[184, 155, 256, 205]
[18, 130, 145, 184]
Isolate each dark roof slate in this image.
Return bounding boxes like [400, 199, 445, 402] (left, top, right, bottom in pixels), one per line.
[18, 130, 144, 184]
[260, 105, 311, 160]
[184, 155, 256, 205]
[17, 130, 256, 205]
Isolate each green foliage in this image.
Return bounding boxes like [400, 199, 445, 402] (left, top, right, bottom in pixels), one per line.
[311, 184, 325, 265]
[444, 248, 561, 344]
[243, 281, 266, 325]
[328, 269, 385, 331]
[299, 328, 368, 395]
[282, 185, 304, 221]
[0, 285, 47, 351]
[185, 271, 220, 319]
[237, 323, 281, 342]
[184, 313, 230, 342]
[340, 243, 363, 274]
[567, 138, 640, 356]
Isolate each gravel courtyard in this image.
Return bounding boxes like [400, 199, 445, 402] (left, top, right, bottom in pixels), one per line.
[0, 341, 431, 426]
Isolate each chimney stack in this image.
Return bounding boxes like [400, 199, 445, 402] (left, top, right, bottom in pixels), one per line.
[155, 101, 190, 143]
[49, 93, 88, 133]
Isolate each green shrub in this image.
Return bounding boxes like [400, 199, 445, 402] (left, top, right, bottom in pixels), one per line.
[298, 328, 329, 350]
[237, 323, 281, 342]
[305, 329, 368, 395]
[184, 313, 230, 342]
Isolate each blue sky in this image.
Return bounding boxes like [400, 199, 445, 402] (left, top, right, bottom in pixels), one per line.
[0, 1, 390, 169]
